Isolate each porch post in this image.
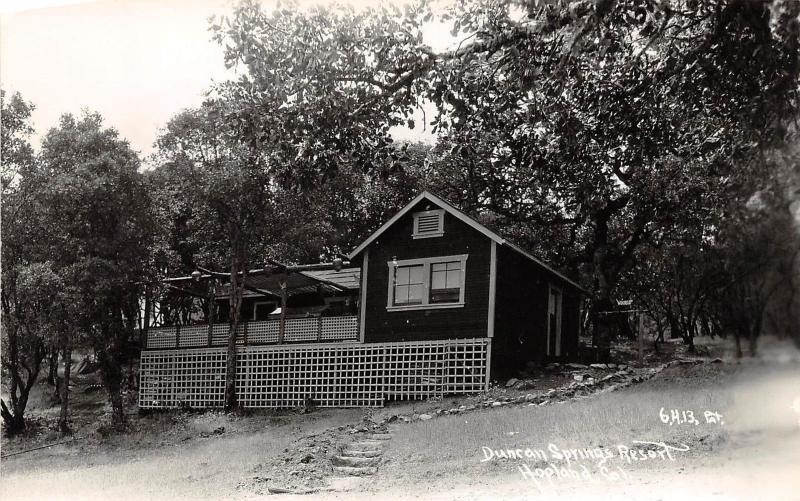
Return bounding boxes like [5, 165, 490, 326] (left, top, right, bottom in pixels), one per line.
[487, 241, 497, 338]
[278, 281, 287, 344]
[358, 249, 369, 343]
[485, 338, 492, 391]
[207, 280, 215, 347]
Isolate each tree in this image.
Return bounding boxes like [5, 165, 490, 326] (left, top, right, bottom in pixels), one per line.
[422, 0, 800, 350]
[0, 264, 52, 434]
[628, 136, 800, 354]
[214, 0, 800, 354]
[706, 149, 800, 356]
[1, 90, 47, 435]
[631, 243, 717, 352]
[151, 101, 273, 411]
[210, 0, 423, 188]
[37, 112, 154, 426]
[261, 141, 429, 262]
[1, 90, 35, 194]
[150, 92, 428, 409]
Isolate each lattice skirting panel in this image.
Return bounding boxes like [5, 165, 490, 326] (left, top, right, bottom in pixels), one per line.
[139, 338, 490, 409]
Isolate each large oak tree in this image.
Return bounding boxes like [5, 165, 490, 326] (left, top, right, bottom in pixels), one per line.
[214, 0, 800, 348]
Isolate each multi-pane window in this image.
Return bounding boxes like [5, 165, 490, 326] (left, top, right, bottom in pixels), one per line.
[387, 255, 468, 310]
[430, 261, 462, 303]
[393, 264, 425, 305]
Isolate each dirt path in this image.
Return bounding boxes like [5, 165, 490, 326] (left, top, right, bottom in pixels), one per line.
[321, 431, 800, 501]
[0, 409, 363, 501]
[2, 345, 798, 501]
[269, 360, 800, 500]
[3, 429, 276, 500]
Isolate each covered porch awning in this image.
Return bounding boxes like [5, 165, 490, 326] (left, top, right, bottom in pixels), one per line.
[162, 264, 360, 301]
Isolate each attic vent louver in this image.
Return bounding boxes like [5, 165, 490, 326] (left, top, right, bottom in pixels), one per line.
[412, 209, 445, 239]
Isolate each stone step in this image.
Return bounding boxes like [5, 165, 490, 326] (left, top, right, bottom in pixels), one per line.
[332, 455, 380, 467]
[332, 466, 378, 477]
[348, 441, 384, 451]
[366, 433, 392, 441]
[341, 448, 383, 458]
[267, 485, 317, 495]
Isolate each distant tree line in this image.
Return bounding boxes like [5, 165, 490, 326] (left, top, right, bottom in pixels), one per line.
[3, 0, 800, 435]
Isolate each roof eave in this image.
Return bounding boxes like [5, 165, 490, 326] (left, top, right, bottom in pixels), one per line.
[501, 241, 587, 293]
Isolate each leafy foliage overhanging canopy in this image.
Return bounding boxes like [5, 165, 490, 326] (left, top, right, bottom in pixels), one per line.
[213, 0, 800, 300]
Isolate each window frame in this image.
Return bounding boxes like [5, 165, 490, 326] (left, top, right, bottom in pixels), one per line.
[386, 254, 468, 311]
[412, 209, 445, 239]
[252, 301, 277, 321]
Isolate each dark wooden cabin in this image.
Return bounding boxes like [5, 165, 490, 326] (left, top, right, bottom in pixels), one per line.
[139, 191, 585, 410]
[348, 191, 585, 377]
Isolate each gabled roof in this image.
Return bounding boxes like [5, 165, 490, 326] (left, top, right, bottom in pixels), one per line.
[347, 191, 585, 292]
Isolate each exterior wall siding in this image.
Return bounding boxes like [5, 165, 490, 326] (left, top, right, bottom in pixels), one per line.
[492, 245, 547, 377]
[492, 245, 581, 377]
[362, 199, 492, 342]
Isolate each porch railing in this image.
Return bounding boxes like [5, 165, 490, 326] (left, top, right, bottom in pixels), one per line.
[144, 315, 359, 349]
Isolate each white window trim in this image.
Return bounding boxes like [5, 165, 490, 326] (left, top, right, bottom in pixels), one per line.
[412, 209, 445, 239]
[547, 284, 563, 356]
[386, 254, 468, 311]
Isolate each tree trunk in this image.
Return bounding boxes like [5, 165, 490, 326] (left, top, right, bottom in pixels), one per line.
[50, 349, 62, 405]
[587, 196, 632, 357]
[590, 249, 614, 351]
[1, 400, 26, 435]
[653, 329, 664, 353]
[667, 314, 680, 340]
[686, 333, 695, 353]
[1, 331, 45, 436]
[47, 348, 59, 386]
[98, 346, 126, 427]
[590, 295, 613, 362]
[109, 387, 125, 425]
[224, 315, 239, 412]
[224, 229, 247, 412]
[734, 330, 742, 358]
[748, 328, 758, 357]
[58, 338, 72, 434]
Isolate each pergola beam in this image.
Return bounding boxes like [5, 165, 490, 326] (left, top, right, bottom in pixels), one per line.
[165, 284, 208, 299]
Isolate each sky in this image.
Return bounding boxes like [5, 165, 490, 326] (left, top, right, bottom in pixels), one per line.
[0, 0, 437, 162]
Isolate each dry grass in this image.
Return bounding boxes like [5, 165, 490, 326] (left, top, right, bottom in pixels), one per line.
[389, 383, 724, 464]
[3, 337, 798, 500]
[382, 357, 800, 485]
